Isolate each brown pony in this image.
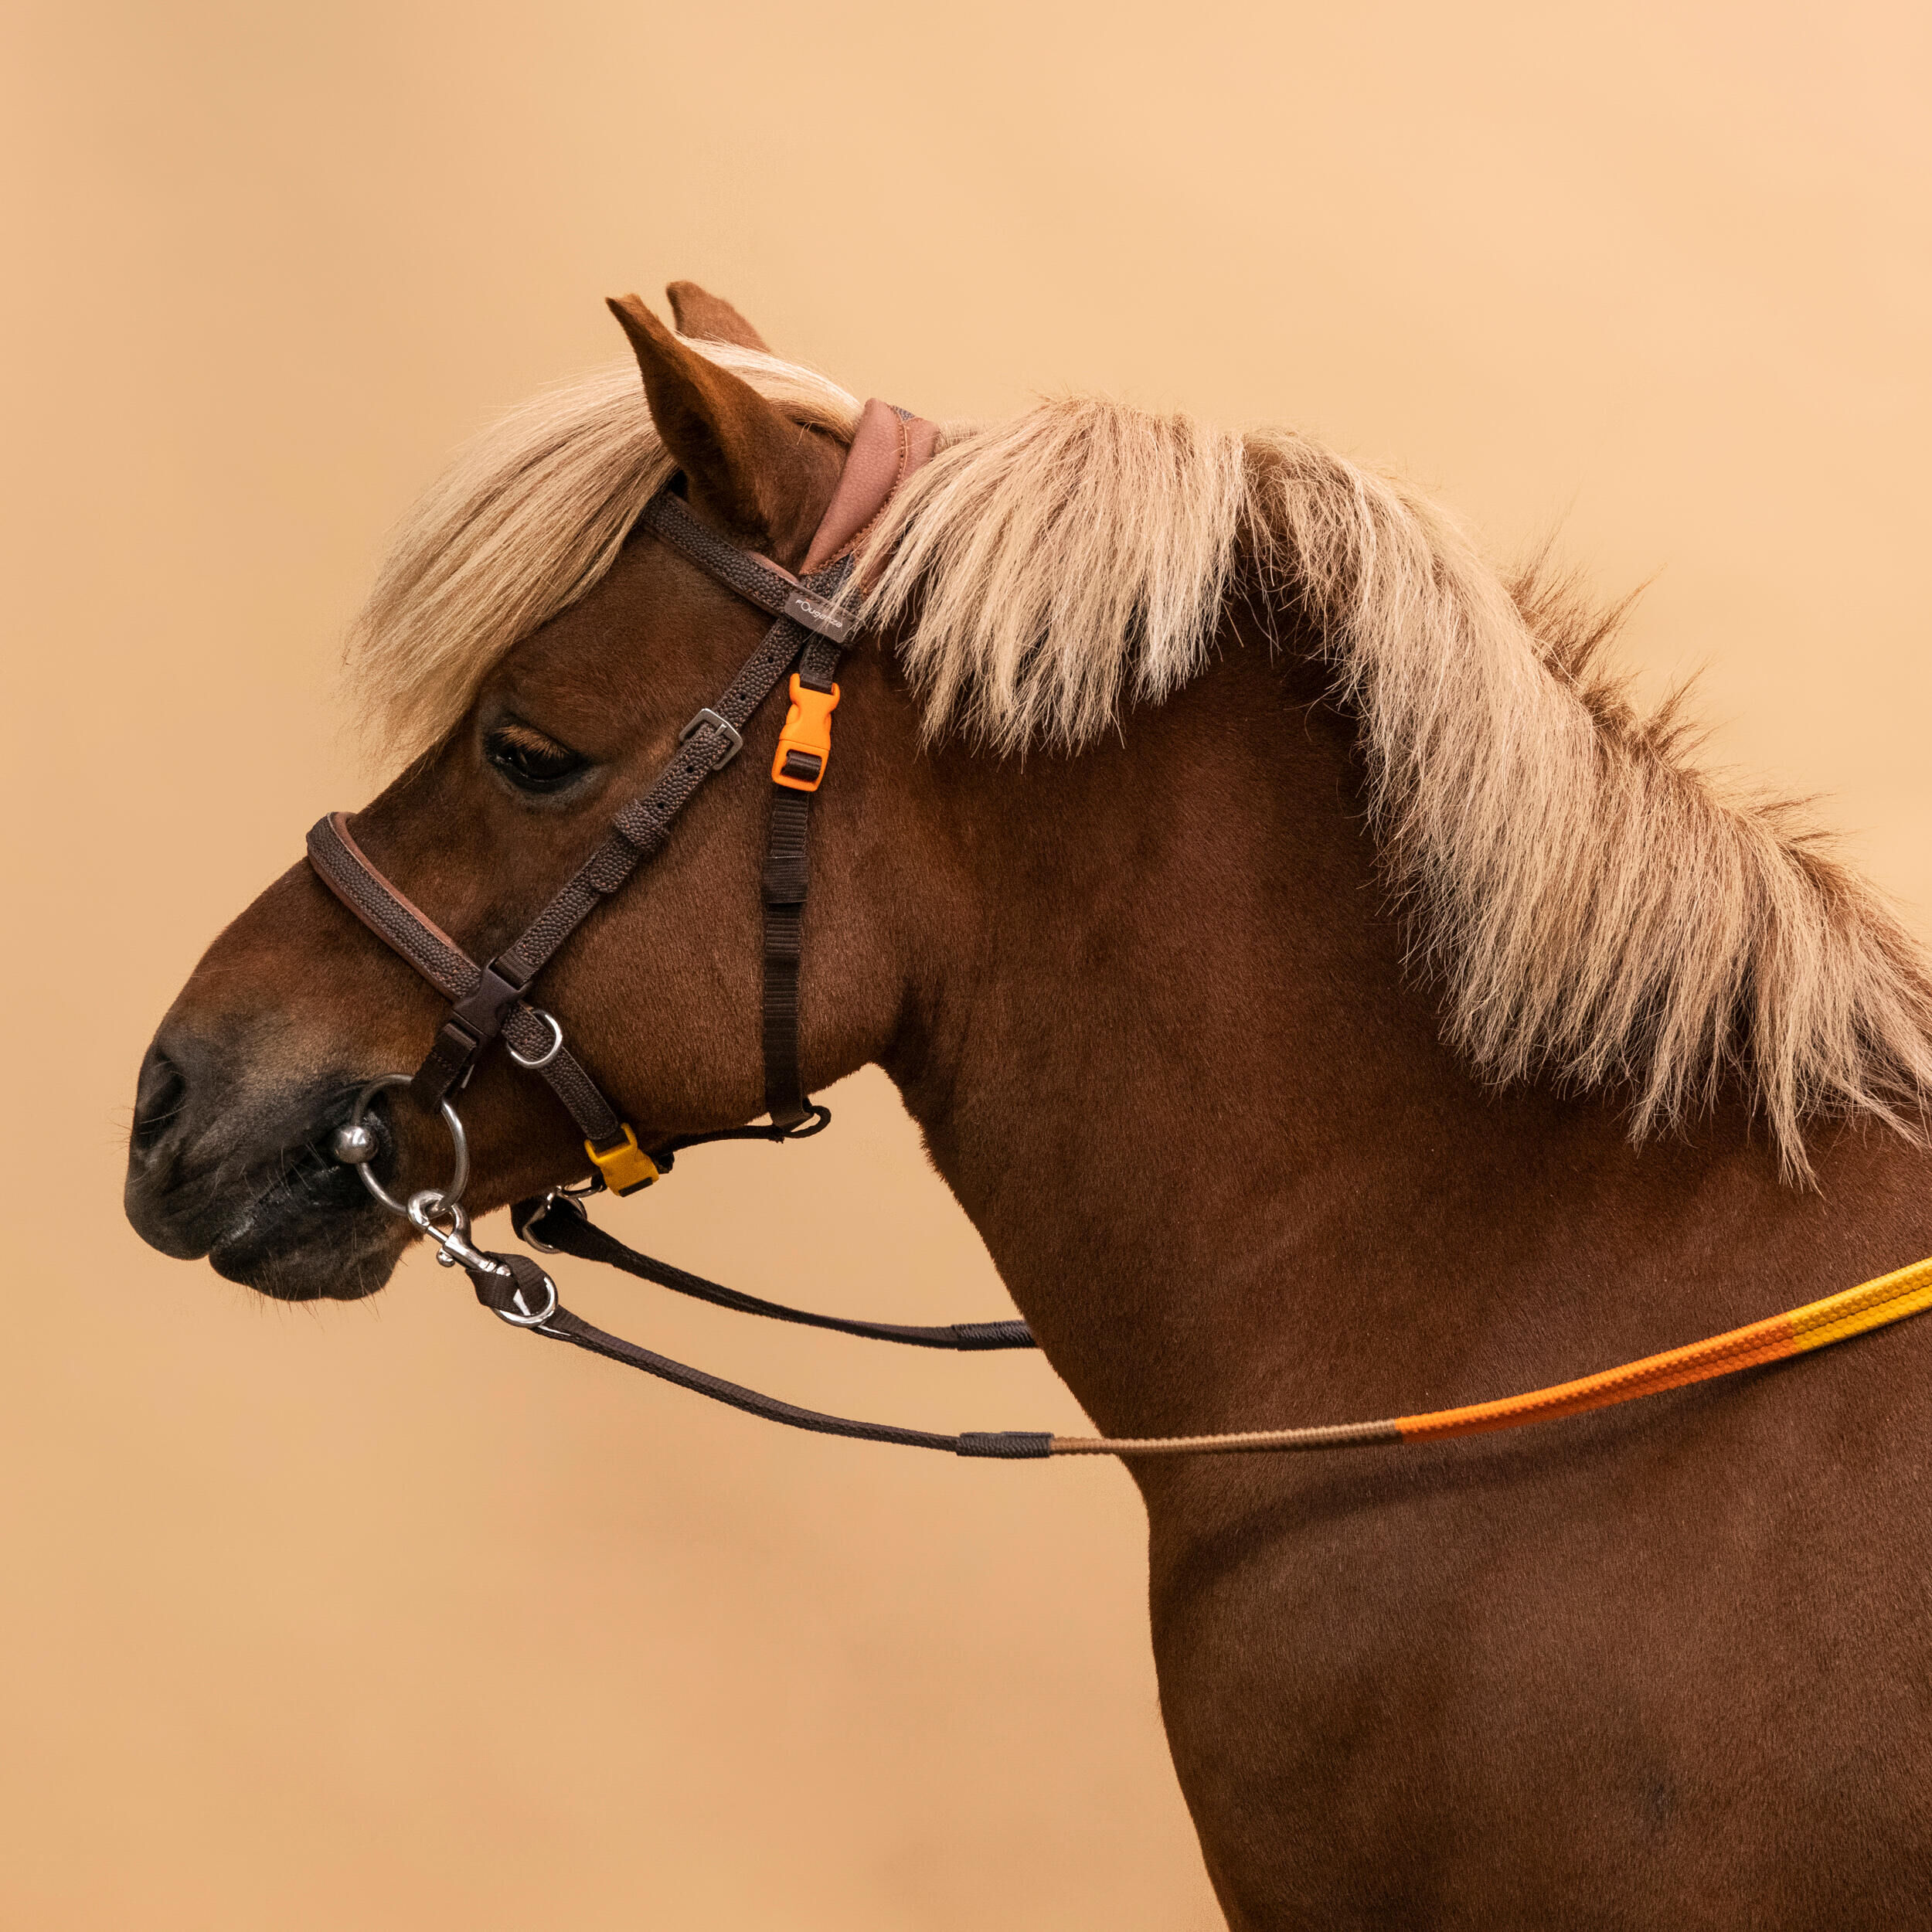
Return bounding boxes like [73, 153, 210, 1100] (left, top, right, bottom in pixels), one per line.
[124, 284, 1932, 1927]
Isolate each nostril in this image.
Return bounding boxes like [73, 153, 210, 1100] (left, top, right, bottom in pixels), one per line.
[131, 1047, 189, 1156]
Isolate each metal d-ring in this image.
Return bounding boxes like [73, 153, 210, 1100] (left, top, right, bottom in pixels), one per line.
[506, 1007, 565, 1070]
[494, 1267, 557, 1326]
[519, 1188, 587, 1254]
[338, 1073, 470, 1219]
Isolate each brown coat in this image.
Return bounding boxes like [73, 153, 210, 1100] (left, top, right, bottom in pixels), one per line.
[127, 293, 1932, 1928]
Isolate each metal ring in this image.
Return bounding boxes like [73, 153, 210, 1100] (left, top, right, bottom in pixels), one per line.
[493, 1270, 558, 1328]
[345, 1073, 470, 1219]
[506, 1008, 565, 1070]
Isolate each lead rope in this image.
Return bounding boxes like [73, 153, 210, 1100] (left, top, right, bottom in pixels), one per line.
[317, 423, 1932, 1459]
[510, 1194, 1032, 1350]
[379, 1154, 1932, 1461]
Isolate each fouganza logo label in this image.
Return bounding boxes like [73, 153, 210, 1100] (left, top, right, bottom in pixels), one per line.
[784, 590, 855, 642]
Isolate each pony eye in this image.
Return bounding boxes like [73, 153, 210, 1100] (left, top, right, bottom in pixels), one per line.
[485, 723, 587, 793]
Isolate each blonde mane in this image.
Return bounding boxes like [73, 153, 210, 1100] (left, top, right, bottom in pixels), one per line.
[349, 346, 1932, 1176]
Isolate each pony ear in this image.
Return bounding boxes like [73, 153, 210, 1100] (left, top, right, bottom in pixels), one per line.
[607, 294, 837, 563]
[665, 280, 770, 353]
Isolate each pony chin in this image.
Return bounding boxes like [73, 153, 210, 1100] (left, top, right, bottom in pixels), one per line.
[206, 1193, 410, 1303]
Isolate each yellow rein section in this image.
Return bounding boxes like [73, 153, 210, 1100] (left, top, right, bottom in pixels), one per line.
[1052, 1253, 1932, 1458]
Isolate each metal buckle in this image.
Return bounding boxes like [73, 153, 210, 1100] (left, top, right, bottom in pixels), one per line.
[506, 1006, 564, 1070]
[679, 708, 743, 770]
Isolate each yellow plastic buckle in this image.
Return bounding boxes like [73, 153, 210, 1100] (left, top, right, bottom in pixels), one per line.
[771, 675, 841, 791]
[584, 1124, 660, 1196]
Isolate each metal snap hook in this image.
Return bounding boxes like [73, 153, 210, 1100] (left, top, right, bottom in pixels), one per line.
[408, 1192, 559, 1323]
[404, 1189, 508, 1277]
[333, 1073, 470, 1219]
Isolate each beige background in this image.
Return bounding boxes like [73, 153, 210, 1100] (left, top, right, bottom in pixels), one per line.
[5, 2, 1930, 1926]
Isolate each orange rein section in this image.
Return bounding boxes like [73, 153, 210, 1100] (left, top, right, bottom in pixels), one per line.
[1051, 1253, 1932, 1457]
[1396, 1311, 1808, 1440]
[1396, 1253, 1932, 1441]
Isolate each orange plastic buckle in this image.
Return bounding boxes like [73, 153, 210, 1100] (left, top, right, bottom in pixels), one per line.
[771, 675, 841, 791]
[584, 1124, 660, 1196]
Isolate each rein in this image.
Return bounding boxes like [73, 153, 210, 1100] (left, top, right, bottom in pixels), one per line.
[310, 400, 1932, 1461]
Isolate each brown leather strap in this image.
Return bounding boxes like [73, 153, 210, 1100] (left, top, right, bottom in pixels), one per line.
[530, 1305, 1049, 1456]
[641, 491, 855, 643]
[489, 595, 816, 989]
[307, 811, 473, 998]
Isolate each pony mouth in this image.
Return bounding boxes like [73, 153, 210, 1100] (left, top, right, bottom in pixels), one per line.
[130, 1090, 412, 1302]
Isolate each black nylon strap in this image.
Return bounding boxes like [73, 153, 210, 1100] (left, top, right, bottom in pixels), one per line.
[514, 1196, 1035, 1350]
[762, 788, 814, 1128]
[531, 1307, 1052, 1457]
[758, 618, 853, 1129]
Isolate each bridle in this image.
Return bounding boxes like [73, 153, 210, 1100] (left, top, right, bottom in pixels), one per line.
[312, 399, 1056, 1457]
[309, 400, 1932, 1461]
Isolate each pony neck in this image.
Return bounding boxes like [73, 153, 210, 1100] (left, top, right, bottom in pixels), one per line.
[881, 635, 1932, 1466]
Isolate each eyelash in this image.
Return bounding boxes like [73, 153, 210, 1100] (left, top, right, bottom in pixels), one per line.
[485, 725, 587, 793]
